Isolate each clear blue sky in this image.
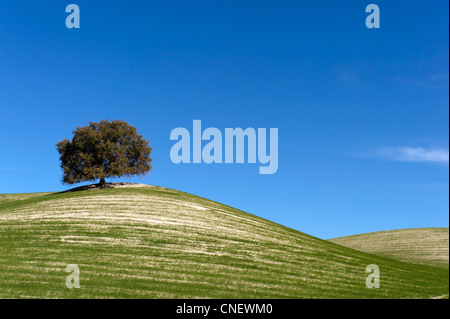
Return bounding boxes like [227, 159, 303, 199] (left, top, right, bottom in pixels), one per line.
[0, 1, 448, 239]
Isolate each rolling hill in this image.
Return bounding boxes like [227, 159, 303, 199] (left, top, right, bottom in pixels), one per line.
[329, 228, 449, 268]
[0, 184, 448, 298]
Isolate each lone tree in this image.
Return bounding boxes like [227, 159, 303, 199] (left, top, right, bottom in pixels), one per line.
[56, 120, 152, 187]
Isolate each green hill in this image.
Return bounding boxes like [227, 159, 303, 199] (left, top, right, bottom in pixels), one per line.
[329, 228, 449, 269]
[0, 185, 448, 298]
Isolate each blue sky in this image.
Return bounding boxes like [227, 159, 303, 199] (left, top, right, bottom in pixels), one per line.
[0, 1, 448, 239]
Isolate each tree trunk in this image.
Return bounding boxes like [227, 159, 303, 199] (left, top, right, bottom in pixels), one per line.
[98, 177, 106, 188]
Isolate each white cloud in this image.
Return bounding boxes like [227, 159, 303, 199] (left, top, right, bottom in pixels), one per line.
[394, 73, 449, 89]
[376, 147, 449, 164]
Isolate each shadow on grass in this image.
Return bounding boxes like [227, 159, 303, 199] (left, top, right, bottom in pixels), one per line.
[48, 182, 132, 195]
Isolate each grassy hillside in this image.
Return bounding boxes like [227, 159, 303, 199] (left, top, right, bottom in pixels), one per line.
[0, 185, 448, 299]
[329, 228, 449, 269]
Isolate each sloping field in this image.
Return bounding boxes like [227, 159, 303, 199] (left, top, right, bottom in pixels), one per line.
[330, 228, 449, 268]
[0, 186, 448, 298]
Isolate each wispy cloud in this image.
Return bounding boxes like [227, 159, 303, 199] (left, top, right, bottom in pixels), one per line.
[394, 73, 449, 89]
[332, 66, 361, 84]
[375, 147, 449, 164]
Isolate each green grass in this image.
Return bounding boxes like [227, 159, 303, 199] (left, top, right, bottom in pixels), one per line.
[0, 186, 448, 299]
[329, 228, 449, 269]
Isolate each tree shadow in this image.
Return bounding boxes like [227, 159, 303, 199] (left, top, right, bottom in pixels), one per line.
[47, 183, 122, 195]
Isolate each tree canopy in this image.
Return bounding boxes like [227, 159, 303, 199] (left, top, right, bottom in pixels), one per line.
[56, 120, 152, 186]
